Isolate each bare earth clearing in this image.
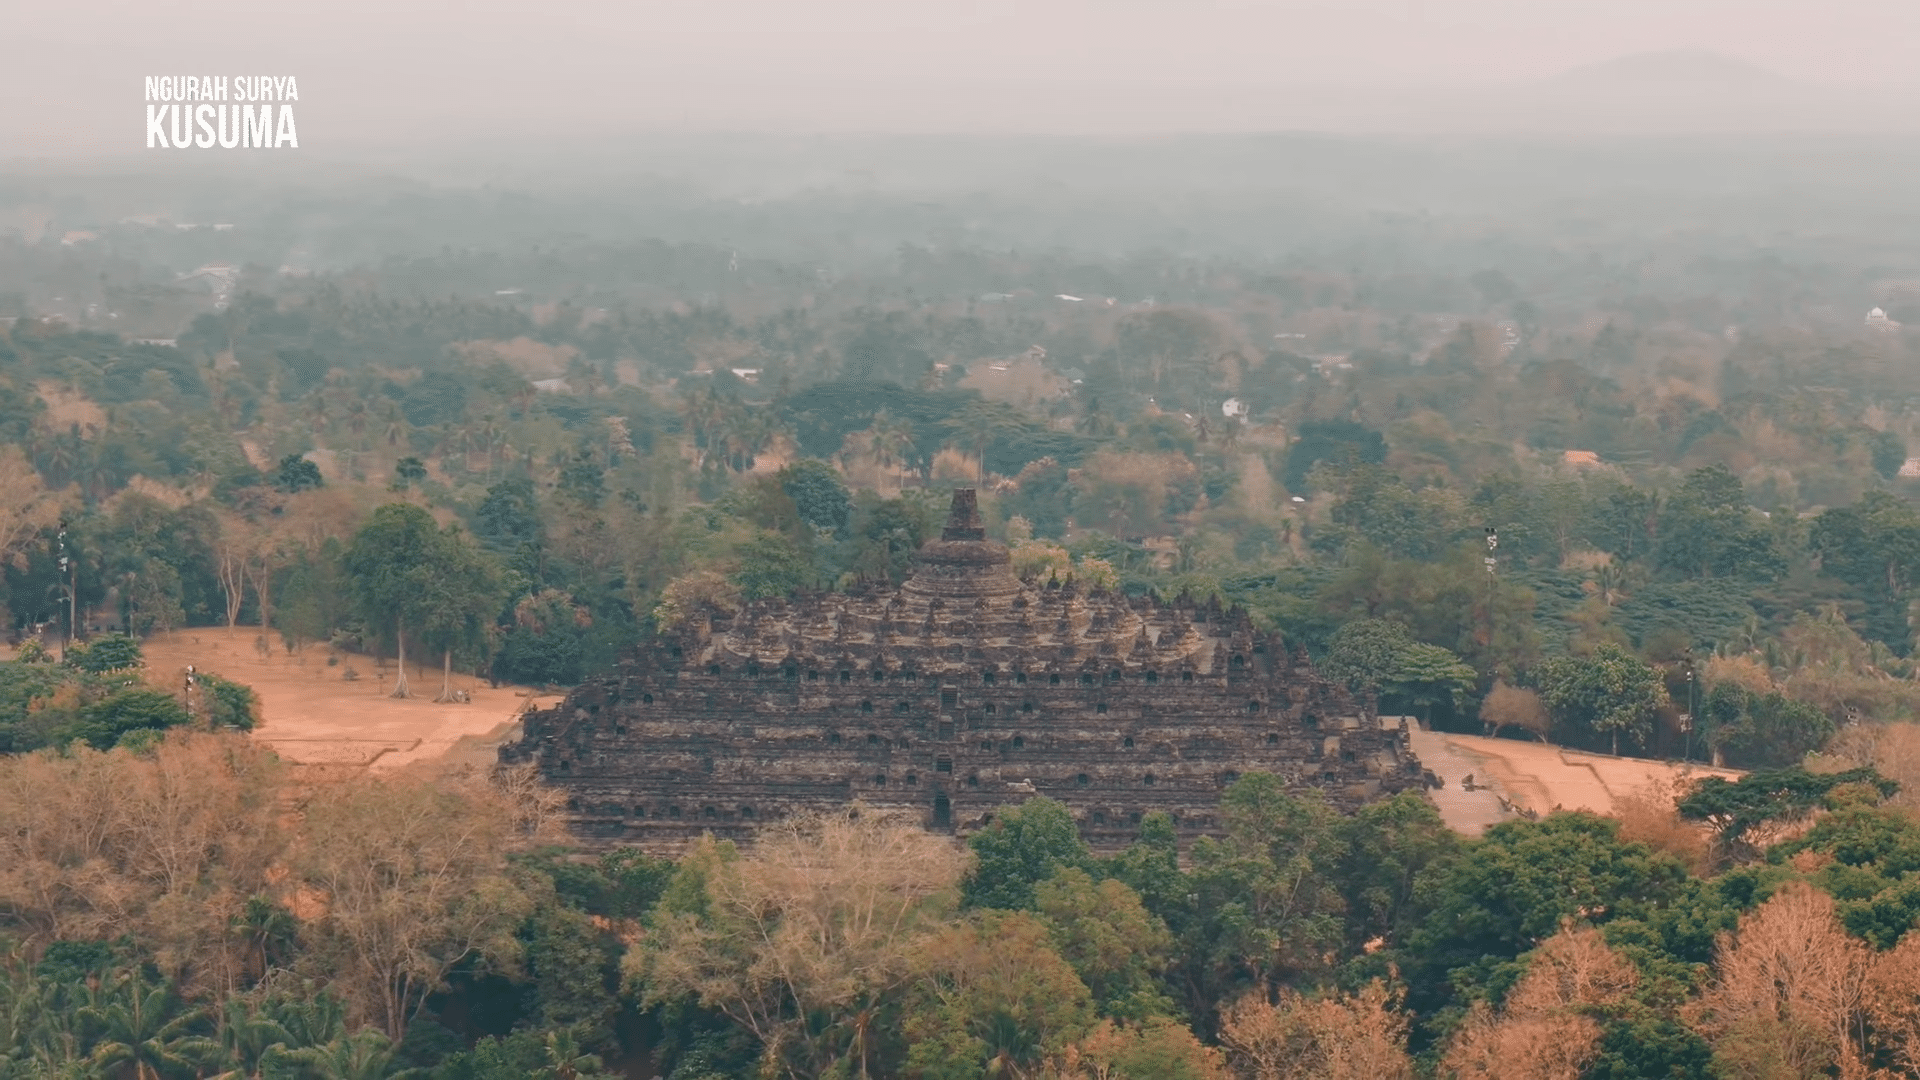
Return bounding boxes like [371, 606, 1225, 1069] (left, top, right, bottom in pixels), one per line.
[137, 630, 563, 770]
[1408, 724, 1742, 835]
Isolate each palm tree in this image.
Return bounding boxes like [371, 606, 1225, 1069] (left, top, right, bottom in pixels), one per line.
[306, 394, 331, 440]
[205, 998, 296, 1080]
[381, 404, 405, 449]
[301, 1030, 404, 1080]
[869, 411, 913, 492]
[231, 895, 298, 984]
[79, 974, 207, 1080]
[951, 401, 1012, 483]
[541, 1028, 604, 1080]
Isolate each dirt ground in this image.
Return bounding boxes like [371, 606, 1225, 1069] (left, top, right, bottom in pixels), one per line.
[134, 630, 563, 770]
[1408, 724, 1742, 835]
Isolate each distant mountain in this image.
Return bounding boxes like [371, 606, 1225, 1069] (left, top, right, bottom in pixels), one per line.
[1545, 50, 1794, 91]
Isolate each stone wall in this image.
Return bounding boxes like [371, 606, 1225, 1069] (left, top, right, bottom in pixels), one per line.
[500, 490, 1422, 851]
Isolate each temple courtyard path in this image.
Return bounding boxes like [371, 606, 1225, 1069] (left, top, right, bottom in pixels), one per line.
[1405, 724, 1741, 836]
[137, 630, 563, 770]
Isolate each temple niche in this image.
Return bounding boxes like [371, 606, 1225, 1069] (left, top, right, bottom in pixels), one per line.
[500, 489, 1423, 851]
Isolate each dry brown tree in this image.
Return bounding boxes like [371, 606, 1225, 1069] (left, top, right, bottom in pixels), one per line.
[1440, 924, 1638, 1080]
[0, 731, 286, 996]
[1045, 1017, 1228, 1080]
[1479, 681, 1550, 742]
[1684, 882, 1871, 1079]
[632, 805, 970, 1079]
[1862, 930, 1920, 1076]
[0, 445, 66, 577]
[1216, 979, 1414, 1080]
[1611, 773, 1713, 876]
[291, 762, 535, 1040]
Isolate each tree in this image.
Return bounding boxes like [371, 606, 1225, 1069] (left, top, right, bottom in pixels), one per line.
[1653, 465, 1781, 583]
[79, 972, 209, 1080]
[1676, 766, 1896, 862]
[413, 524, 505, 703]
[730, 530, 810, 601]
[392, 456, 428, 491]
[1332, 792, 1461, 954]
[1440, 926, 1637, 1080]
[273, 454, 323, 493]
[1322, 619, 1477, 724]
[963, 797, 1095, 911]
[1479, 681, 1549, 742]
[343, 503, 502, 700]
[1033, 869, 1176, 1021]
[0, 445, 66, 583]
[1532, 644, 1668, 755]
[1282, 420, 1386, 493]
[1050, 1017, 1226, 1080]
[1217, 981, 1413, 1080]
[779, 459, 853, 534]
[1684, 883, 1871, 1078]
[634, 809, 969, 1079]
[1698, 683, 1833, 769]
[64, 631, 142, 673]
[1404, 812, 1690, 1019]
[902, 911, 1096, 1080]
[1180, 776, 1347, 1001]
[294, 767, 534, 1040]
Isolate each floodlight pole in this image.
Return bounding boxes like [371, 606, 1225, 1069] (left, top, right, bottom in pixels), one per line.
[56, 519, 75, 660]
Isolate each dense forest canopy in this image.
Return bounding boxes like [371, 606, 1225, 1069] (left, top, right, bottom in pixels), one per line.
[7, 133, 1920, 1076]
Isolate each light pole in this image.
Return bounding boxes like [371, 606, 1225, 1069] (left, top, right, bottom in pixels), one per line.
[55, 518, 76, 660]
[1483, 527, 1498, 666]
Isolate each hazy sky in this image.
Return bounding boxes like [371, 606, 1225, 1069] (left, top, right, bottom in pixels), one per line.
[6, 0, 1920, 156]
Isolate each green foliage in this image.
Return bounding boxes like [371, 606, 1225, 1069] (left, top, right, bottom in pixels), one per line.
[1698, 682, 1832, 768]
[1653, 465, 1782, 583]
[1611, 579, 1759, 653]
[197, 670, 259, 730]
[963, 797, 1096, 911]
[62, 632, 142, 674]
[1283, 418, 1387, 492]
[1532, 643, 1667, 754]
[1404, 811, 1692, 1017]
[729, 530, 810, 600]
[74, 688, 191, 750]
[1180, 776, 1346, 1000]
[1321, 617, 1477, 719]
[1677, 766, 1898, 858]
[1033, 869, 1178, 1021]
[343, 503, 506, 685]
[473, 477, 542, 554]
[778, 459, 852, 533]
[274, 452, 325, 492]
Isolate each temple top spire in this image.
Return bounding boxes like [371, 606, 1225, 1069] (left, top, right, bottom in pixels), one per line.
[942, 489, 986, 542]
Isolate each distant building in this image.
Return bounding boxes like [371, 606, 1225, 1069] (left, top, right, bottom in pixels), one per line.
[1221, 398, 1249, 419]
[1867, 307, 1903, 331]
[1562, 450, 1604, 469]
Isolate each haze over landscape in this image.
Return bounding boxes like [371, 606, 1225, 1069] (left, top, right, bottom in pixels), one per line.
[9, 2, 1920, 1079]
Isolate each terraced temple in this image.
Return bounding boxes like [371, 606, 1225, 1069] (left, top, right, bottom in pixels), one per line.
[501, 489, 1422, 850]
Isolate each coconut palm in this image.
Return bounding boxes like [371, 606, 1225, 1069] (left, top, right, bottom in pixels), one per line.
[78, 974, 208, 1080]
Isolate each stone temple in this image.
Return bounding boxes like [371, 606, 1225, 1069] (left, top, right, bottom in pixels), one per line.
[500, 490, 1423, 851]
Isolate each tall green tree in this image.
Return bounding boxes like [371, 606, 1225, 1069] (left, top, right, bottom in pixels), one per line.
[1533, 643, 1668, 755]
[343, 503, 501, 700]
[962, 797, 1095, 912]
